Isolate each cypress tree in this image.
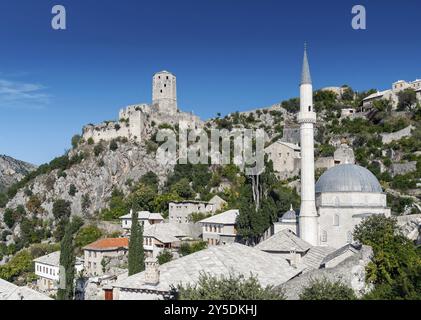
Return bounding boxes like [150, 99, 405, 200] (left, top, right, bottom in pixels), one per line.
[57, 220, 76, 300]
[128, 210, 145, 275]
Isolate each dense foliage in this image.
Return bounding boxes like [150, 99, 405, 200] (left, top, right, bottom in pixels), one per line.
[173, 272, 285, 300]
[299, 278, 356, 300]
[353, 215, 421, 299]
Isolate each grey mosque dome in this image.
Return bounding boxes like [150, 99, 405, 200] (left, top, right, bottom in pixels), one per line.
[315, 164, 383, 194]
[281, 205, 297, 221]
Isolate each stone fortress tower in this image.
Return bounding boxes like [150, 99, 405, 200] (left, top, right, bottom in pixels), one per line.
[152, 70, 177, 115]
[298, 45, 319, 246]
[82, 70, 202, 144]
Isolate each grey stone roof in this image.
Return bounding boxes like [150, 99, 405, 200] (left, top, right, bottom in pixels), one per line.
[320, 244, 361, 266]
[33, 251, 60, 267]
[0, 279, 52, 300]
[199, 210, 239, 225]
[300, 246, 337, 270]
[315, 164, 383, 193]
[113, 243, 304, 293]
[255, 229, 311, 253]
[144, 223, 187, 244]
[301, 46, 312, 85]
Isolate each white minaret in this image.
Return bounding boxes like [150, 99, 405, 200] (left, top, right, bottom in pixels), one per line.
[298, 44, 318, 246]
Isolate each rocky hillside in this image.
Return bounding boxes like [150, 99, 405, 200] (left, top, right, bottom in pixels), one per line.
[0, 155, 36, 193]
[3, 139, 172, 221]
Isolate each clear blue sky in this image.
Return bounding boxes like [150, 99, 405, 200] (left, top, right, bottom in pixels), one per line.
[0, 0, 420, 165]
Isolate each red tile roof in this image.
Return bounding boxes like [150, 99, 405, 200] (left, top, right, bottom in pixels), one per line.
[83, 238, 129, 251]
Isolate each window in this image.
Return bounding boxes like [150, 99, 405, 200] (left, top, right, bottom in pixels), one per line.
[160, 90, 162, 93]
[333, 214, 339, 226]
[308, 106, 311, 111]
[321, 230, 327, 242]
[347, 231, 353, 243]
[166, 76, 169, 80]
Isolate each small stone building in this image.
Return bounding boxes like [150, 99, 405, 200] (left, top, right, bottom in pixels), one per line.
[83, 238, 129, 277]
[264, 140, 301, 180]
[199, 209, 239, 245]
[120, 210, 164, 231]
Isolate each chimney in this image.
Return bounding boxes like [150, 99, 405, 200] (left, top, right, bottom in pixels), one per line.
[144, 257, 160, 286]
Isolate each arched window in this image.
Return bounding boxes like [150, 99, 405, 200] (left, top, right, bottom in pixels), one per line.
[333, 214, 339, 226]
[321, 230, 327, 242]
[308, 106, 311, 112]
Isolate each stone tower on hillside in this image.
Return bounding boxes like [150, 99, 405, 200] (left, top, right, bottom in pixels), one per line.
[152, 70, 178, 115]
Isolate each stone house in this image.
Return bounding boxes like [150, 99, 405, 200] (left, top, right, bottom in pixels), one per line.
[199, 209, 239, 245]
[143, 223, 189, 257]
[362, 79, 421, 110]
[83, 238, 129, 276]
[315, 143, 355, 170]
[169, 200, 216, 224]
[33, 251, 84, 293]
[264, 140, 301, 180]
[120, 210, 164, 231]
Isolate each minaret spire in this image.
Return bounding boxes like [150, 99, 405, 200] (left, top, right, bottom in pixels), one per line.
[301, 43, 312, 85]
[298, 44, 318, 246]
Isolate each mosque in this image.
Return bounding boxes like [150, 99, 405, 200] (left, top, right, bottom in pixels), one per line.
[275, 46, 391, 249]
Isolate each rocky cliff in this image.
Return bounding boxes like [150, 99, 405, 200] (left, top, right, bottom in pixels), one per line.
[0, 155, 36, 192]
[4, 140, 172, 221]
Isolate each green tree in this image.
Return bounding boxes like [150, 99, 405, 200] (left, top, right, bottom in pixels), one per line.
[299, 278, 356, 300]
[139, 171, 159, 191]
[127, 183, 156, 212]
[341, 86, 355, 101]
[157, 249, 173, 265]
[93, 143, 105, 157]
[353, 215, 421, 296]
[57, 222, 76, 300]
[109, 139, 118, 151]
[179, 241, 208, 256]
[0, 250, 33, 282]
[3, 208, 15, 229]
[170, 178, 194, 199]
[52, 199, 71, 220]
[71, 134, 81, 149]
[397, 88, 417, 111]
[75, 226, 102, 248]
[173, 272, 285, 300]
[0, 192, 7, 208]
[128, 209, 145, 276]
[68, 184, 77, 196]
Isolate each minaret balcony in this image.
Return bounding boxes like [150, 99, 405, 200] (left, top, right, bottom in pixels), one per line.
[297, 112, 317, 124]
